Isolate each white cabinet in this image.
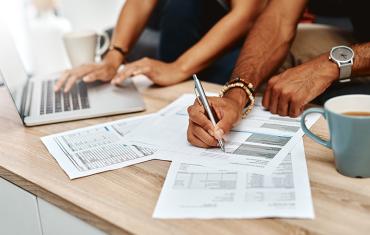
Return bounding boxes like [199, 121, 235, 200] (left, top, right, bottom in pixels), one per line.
[0, 177, 42, 235]
[38, 198, 106, 235]
[0, 177, 107, 235]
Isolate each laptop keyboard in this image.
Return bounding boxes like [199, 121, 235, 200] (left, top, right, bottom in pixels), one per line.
[40, 80, 90, 115]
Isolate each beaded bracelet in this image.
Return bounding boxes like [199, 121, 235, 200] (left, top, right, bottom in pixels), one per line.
[219, 79, 255, 118]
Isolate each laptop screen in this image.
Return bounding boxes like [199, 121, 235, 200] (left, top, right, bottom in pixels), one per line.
[0, 19, 29, 116]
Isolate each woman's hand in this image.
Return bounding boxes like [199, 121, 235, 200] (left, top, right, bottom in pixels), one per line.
[187, 87, 248, 148]
[187, 96, 243, 148]
[54, 51, 124, 92]
[111, 57, 189, 86]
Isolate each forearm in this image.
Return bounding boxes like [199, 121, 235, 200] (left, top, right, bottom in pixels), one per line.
[312, 43, 370, 81]
[230, 0, 307, 89]
[175, 0, 264, 78]
[110, 0, 158, 55]
[352, 42, 370, 76]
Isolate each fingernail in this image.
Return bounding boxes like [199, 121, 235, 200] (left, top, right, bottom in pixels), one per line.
[214, 129, 224, 140]
[82, 76, 89, 82]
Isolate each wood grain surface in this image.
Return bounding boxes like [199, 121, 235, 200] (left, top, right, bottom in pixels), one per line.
[0, 80, 369, 235]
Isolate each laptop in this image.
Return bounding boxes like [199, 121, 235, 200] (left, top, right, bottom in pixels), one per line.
[0, 24, 145, 126]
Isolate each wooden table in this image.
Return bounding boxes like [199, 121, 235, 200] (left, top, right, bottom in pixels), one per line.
[0, 80, 370, 235]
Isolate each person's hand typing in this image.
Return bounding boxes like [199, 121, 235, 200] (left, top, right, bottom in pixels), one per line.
[54, 51, 123, 92]
[187, 91, 245, 148]
[111, 57, 188, 87]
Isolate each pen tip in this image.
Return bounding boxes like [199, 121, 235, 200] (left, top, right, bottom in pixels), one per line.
[220, 144, 225, 152]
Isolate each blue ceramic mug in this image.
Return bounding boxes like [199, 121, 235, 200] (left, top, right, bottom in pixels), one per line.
[301, 95, 370, 178]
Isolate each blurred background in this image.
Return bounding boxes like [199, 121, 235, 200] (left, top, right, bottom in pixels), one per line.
[0, 0, 353, 86]
[0, 0, 126, 77]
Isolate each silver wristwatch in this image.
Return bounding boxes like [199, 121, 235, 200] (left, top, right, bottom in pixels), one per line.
[329, 46, 354, 82]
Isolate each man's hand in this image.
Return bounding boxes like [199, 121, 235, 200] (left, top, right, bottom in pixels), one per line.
[54, 51, 123, 92]
[111, 58, 188, 87]
[187, 96, 243, 148]
[262, 54, 339, 117]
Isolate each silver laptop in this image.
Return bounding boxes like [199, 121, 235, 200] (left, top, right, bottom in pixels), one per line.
[0, 24, 145, 126]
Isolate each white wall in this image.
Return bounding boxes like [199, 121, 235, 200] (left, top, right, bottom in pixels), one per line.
[59, 0, 126, 31]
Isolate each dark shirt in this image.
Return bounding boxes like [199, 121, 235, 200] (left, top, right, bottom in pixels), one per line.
[308, 0, 370, 42]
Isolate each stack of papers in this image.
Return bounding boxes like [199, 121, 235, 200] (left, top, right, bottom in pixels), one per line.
[41, 94, 319, 219]
[153, 140, 314, 219]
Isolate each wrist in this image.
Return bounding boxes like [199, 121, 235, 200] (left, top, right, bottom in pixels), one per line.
[102, 50, 125, 70]
[172, 59, 193, 81]
[224, 87, 248, 111]
[323, 53, 340, 82]
[174, 57, 196, 79]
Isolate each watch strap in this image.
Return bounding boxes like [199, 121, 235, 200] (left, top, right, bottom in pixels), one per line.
[330, 46, 354, 82]
[339, 62, 352, 81]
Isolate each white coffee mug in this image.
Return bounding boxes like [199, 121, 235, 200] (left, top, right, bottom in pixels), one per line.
[63, 31, 109, 67]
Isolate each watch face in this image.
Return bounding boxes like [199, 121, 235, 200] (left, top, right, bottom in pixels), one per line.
[331, 46, 354, 62]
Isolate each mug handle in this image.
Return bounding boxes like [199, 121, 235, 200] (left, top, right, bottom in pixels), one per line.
[96, 32, 110, 56]
[300, 108, 332, 149]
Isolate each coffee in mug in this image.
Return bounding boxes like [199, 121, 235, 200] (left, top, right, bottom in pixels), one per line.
[342, 112, 370, 117]
[301, 95, 370, 178]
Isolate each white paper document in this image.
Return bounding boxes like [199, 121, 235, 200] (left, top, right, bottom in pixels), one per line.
[126, 94, 319, 173]
[41, 115, 157, 179]
[41, 94, 319, 180]
[153, 139, 314, 219]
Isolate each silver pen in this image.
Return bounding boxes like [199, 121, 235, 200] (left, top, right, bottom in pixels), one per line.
[192, 74, 225, 152]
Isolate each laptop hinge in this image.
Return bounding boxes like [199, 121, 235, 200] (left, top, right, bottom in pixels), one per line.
[20, 79, 33, 120]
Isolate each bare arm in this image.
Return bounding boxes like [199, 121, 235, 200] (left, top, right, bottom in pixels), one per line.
[55, 0, 158, 91]
[111, 0, 158, 58]
[353, 42, 370, 76]
[175, 0, 266, 77]
[259, 34, 370, 117]
[186, 0, 308, 148]
[111, 0, 267, 86]
[226, 0, 308, 107]
[108, 0, 158, 67]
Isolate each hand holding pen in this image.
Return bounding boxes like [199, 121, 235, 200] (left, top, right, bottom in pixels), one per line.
[192, 74, 225, 151]
[187, 75, 245, 150]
